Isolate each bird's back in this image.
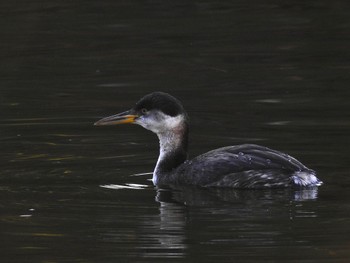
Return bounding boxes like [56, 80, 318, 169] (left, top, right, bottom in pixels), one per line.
[169, 144, 320, 188]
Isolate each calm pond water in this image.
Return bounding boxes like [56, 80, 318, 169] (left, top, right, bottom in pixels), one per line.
[1, 0, 350, 262]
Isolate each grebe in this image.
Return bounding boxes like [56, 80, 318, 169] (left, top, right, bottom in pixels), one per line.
[95, 92, 322, 189]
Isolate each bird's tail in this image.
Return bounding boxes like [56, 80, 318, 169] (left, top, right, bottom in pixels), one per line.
[292, 171, 323, 187]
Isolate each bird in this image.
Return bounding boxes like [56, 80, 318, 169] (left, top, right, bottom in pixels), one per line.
[94, 92, 322, 189]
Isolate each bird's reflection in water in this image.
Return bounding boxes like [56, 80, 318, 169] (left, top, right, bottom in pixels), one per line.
[137, 193, 188, 259]
[153, 186, 320, 259]
[156, 186, 319, 206]
[157, 202, 188, 255]
[99, 180, 320, 259]
[159, 187, 319, 224]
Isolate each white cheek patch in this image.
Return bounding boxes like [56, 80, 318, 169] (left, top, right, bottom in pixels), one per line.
[135, 112, 185, 134]
[162, 114, 184, 130]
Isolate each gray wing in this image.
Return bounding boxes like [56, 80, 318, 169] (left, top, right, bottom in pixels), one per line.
[177, 144, 316, 188]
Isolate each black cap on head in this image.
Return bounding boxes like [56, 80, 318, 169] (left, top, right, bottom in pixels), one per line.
[134, 92, 185, 117]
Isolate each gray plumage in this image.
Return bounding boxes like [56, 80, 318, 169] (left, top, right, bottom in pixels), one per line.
[158, 144, 321, 188]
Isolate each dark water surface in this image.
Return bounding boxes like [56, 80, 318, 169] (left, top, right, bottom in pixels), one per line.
[1, 1, 350, 262]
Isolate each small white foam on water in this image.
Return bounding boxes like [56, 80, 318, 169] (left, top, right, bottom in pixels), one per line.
[130, 172, 153, 177]
[100, 183, 150, 190]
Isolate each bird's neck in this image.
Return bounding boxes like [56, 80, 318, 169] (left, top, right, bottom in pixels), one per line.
[153, 123, 188, 185]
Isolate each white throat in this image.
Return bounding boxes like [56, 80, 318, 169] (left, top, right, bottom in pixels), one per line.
[153, 115, 186, 185]
[134, 112, 187, 185]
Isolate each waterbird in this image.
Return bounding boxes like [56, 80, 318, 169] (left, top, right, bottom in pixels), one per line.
[95, 92, 322, 189]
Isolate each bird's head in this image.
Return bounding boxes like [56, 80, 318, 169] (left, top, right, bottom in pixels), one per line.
[94, 92, 188, 135]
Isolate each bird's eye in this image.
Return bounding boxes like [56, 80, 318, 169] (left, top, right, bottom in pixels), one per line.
[141, 108, 148, 114]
